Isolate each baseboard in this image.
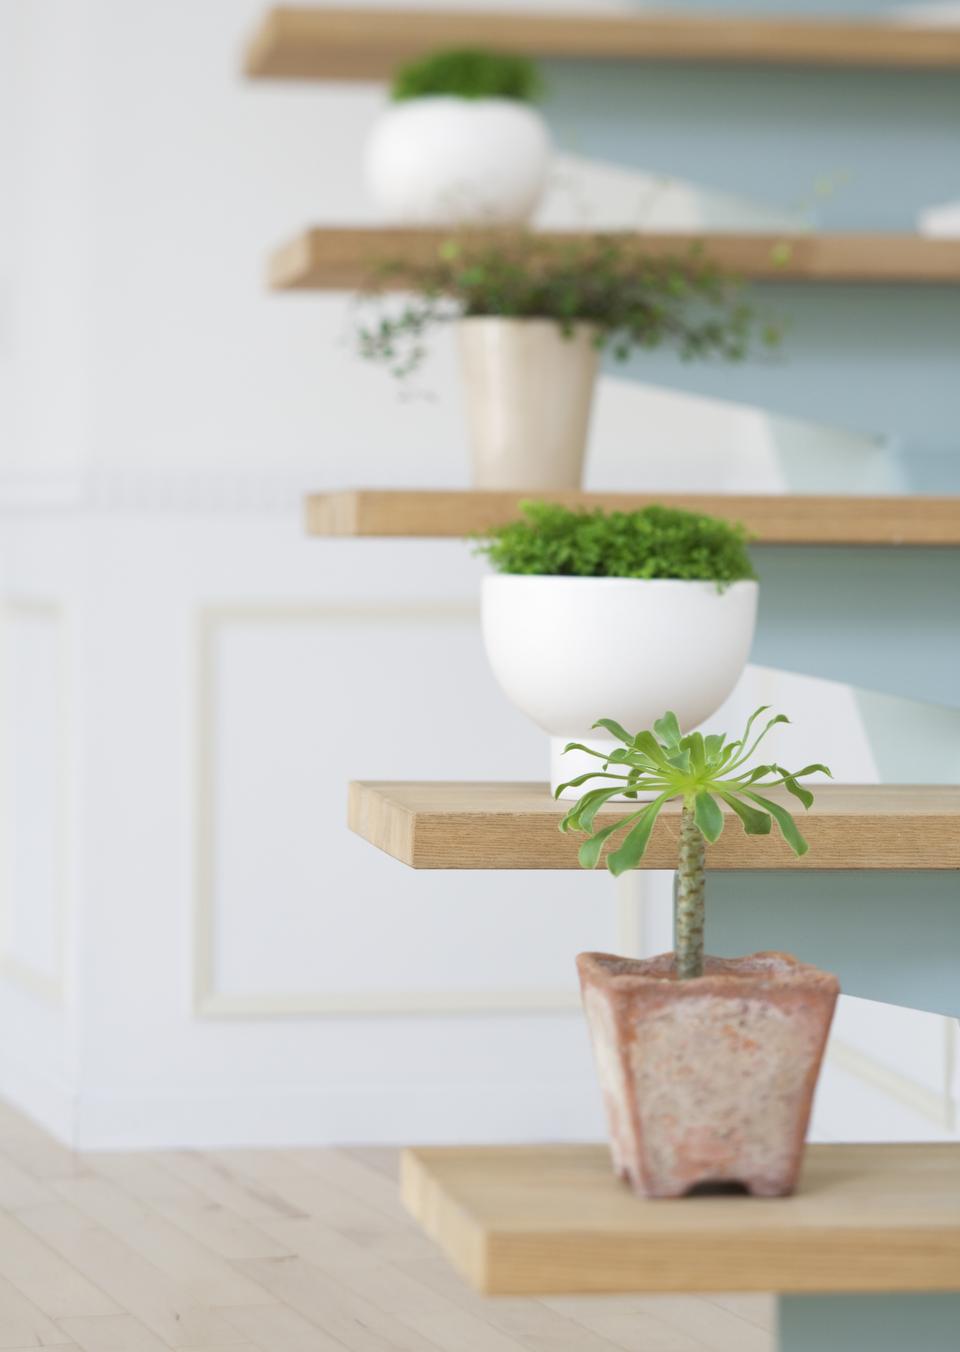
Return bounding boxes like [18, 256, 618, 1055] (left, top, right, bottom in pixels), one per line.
[0, 1053, 78, 1146]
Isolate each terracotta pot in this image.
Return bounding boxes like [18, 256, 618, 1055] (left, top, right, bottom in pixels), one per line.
[457, 318, 599, 489]
[577, 950, 839, 1199]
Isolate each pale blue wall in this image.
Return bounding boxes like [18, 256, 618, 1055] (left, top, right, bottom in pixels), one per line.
[540, 35, 960, 492]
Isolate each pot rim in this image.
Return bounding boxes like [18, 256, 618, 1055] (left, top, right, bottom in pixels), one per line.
[578, 950, 840, 994]
[385, 94, 545, 112]
[482, 573, 758, 591]
[457, 315, 599, 331]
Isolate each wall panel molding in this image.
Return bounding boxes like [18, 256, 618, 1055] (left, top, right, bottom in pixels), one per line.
[193, 602, 586, 1018]
[0, 600, 68, 1004]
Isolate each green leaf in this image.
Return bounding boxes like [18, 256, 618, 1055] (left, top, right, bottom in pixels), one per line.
[743, 791, 809, 856]
[776, 762, 833, 811]
[704, 732, 726, 762]
[577, 814, 640, 870]
[684, 732, 707, 774]
[592, 718, 633, 746]
[653, 711, 682, 749]
[553, 771, 630, 797]
[727, 712, 790, 770]
[630, 731, 674, 771]
[561, 741, 618, 760]
[716, 790, 772, 836]
[693, 791, 724, 843]
[665, 748, 692, 774]
[606, 795, 670, 876]
[729, 704, 771, 755]
[561, 783, 641, 834]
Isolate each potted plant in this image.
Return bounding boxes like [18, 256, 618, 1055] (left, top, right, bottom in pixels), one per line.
[364, 49, 550, 226]
[476, 501, 758, 791]
[358, 235, 775, 490]
[560, 707, 838, 1198]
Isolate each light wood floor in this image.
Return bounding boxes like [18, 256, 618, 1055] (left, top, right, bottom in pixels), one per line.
[0, 1100, 773, 1351]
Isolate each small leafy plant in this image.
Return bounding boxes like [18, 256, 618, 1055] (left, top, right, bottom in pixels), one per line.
[357, 234, 779, 378]
[474, 501, 756, 586]
[391, 49, 542, 103]
[557, 707, 831, 979]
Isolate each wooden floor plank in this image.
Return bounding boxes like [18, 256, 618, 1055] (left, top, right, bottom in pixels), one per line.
[52, 1176, 272, 1308]
[16, 1201, 247, 1349]
[57, 1313, 171, 1351]
[0, 1102, 773, 1352]
[0, 1211, 120, 1321]
[0, 1268, 76, 1346]
[219, 1301, 368, 1352]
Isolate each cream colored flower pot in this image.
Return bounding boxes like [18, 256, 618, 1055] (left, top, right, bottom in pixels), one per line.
[457, 318, 599, 489]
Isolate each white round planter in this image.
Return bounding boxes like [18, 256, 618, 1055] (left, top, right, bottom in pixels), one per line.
[364, 96, 550, 226]
[458, 318, 599, 489]
[481, 575, 759, 796]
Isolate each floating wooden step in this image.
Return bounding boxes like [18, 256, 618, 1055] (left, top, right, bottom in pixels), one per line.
[306, 491, 960, 545]
[270, 229, 960, 289]
[348, 783, 960, 871]
[245, 8, 960, 79]
[402, 1143, 960, 1295]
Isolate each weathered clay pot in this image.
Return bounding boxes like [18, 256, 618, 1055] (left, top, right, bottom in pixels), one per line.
[577, 951, 839, 1199]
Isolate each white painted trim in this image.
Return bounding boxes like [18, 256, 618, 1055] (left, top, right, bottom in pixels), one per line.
[828, 1032, 956, 1131]
[192, 602, 583, 1019]
[0, 1046, 77, 1147]
[0, 600, 68, 1005]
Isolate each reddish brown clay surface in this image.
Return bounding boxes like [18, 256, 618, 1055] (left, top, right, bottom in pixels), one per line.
[577, 951, 839, 1199]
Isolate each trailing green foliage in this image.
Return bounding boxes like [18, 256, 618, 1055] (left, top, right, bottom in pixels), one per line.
[391, 49, 541, 102]
[357, 234, 780, 378]
[474, 501, 757, 585]
[557, 706, 831, 978]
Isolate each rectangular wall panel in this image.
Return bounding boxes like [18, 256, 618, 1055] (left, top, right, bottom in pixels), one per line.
[196, 604, 622, 1015]
[0, 602, 66, 999]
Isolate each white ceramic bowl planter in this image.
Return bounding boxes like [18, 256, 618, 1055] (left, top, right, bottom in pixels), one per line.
[458, 318, 599, 489]
[365, 96, 550, 226]
[481, 575, 759, 795]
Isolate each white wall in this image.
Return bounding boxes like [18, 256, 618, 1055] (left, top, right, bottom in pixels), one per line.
[0, 0, 954, 1149]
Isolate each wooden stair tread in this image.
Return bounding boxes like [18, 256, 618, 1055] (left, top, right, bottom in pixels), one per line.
[305, 490, 960, 545]
[269, 229, 960, 289]
[401, 1142, 960, 1294]
[245, 8, 960, 78]
[348, 782, 960, 871]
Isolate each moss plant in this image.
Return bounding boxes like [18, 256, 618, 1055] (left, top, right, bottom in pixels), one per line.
[357, 234, 780, 378]
[557, 708, 831, 979]
[390, 49, 542, 103]
[474, 501, 757, 586]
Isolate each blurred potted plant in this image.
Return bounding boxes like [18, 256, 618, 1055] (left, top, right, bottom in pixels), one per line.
[561, 707, 837, 1198]
[358, 235, 775, 489]
[364, 49, 550, 226]
[476, 501, 758, 790]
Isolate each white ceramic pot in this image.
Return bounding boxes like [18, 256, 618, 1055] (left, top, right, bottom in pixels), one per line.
[364, 96, 550, 226]
[481, 575, 759, 795]
[458, 318, 599, 489]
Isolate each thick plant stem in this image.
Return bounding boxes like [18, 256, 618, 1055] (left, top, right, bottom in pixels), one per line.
[675, 805, 706, 979]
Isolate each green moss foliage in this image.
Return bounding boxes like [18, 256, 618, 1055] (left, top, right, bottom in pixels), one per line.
[474, 501, 757, 585]
[391, 49, 541, 102]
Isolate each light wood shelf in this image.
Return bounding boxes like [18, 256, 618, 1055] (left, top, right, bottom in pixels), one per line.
[306, 490, 960, 545]
[245, 8, 960, 79]
[269, 228, 960, 289]
[348, 782, 960, 871]
[402, 1142, 960, 1295]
